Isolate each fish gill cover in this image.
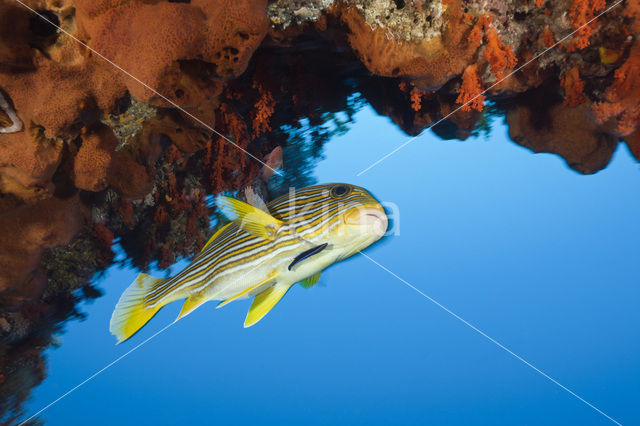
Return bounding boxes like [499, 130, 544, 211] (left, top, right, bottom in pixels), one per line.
[0, 0, 639, 422]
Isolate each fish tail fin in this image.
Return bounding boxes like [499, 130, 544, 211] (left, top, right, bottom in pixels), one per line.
[109, 273, 168, 344]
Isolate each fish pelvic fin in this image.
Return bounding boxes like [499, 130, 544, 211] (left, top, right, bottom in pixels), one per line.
[217, 274, 277, 309]
[109, 273, 167, 344]
[216, 195, 283, 240]
[244, 283, 292, 328]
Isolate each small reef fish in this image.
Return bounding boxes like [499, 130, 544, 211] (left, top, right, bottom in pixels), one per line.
[261, 146, 283, 180]
[110, 183, 388, 343]
[0, 91, 23, 134]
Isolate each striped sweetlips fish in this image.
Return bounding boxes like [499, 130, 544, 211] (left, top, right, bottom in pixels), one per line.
[110, 183, 388, 343]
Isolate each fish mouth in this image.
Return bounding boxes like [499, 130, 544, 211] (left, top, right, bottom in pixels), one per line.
[344, 205, 388, 239]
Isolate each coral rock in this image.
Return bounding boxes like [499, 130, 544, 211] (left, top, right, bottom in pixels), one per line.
[340, 2, 477, 91]
[107, 152, 154, 200]
[624, 130, 640, 162]
[73, 125, 118, 192]
[0, 127, 62, 202]
[0, 196, 81, 299]
[75, 0, 268, 107]
[507, 102, 617, 174]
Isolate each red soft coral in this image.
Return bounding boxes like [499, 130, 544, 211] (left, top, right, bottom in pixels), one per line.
[251, 82, 276, 137]
[561, 66, 586, 107]
[456, 64, 485, 112]
[541, 26, 555, 48]
[469, 14, 491, 48]
[484, 28, 518, 80]
[410, 87, 422, 111]
[592, 44, 640, 135]
[567, 0, 606, 51]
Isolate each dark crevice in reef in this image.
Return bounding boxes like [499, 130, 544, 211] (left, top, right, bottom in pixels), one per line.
[27, 10, 60, 56]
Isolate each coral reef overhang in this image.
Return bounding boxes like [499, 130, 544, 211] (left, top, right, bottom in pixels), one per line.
[0, 0, 639, 422]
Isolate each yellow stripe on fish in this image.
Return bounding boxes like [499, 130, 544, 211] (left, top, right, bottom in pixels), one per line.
[109, 183, 389, 343]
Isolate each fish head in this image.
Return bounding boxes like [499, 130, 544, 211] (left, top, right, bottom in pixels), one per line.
[331, 184, 388, 255]
[284, 183, 388, 257]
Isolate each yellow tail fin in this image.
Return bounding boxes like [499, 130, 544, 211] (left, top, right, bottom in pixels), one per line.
[109, 273, 167, 344]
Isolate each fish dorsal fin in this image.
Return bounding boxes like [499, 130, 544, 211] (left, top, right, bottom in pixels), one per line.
[216, 195, 283, 240]
[299, 272, 321, 289]
[177, 290, 208, 320]
[216, 274, 276, 309]
[288, 243, 328, 271]
[244, 283, 292, 328]
[201, 223, 231, 252]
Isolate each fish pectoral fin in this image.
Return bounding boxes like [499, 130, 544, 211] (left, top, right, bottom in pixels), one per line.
[299, 272, 321, 289]
[216, 274, 277, 309]
[177, 291, 208, 320]
[216, 195, 283, 240]
[244, 283, 292, 328]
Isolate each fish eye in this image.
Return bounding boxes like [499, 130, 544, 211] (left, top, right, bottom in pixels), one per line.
[330, 185, 351, 198]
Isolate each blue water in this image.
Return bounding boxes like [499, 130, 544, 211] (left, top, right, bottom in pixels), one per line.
[25, 106, 640, 425]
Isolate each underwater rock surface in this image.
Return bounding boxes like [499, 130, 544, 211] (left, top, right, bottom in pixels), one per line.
[0, 0, 639, 422]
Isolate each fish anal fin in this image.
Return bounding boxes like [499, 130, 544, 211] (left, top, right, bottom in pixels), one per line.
[299, 272, 321, 289]
[244, 283, 292, 328]
[217, 274, 277, 309]
[216, 195, 283, 240]
[109, 273, 167, 344]
[177, 291, 208, 320]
